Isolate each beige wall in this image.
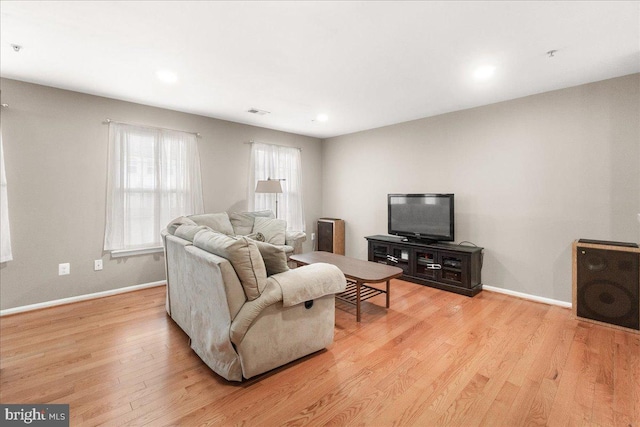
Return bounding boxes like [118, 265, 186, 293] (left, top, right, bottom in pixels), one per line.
[322, 74, 640, 303]
[0, 78, 323, 310]
[2, 74, 638, 309]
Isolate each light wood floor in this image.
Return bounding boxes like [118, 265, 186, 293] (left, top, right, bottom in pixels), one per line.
[1, 281, 638, 426]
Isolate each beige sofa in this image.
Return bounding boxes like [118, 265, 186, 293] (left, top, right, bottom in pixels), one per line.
[161, 211, 346, 381]
[188, 209, 307, 256]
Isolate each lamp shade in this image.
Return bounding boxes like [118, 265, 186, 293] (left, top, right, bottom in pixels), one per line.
[255, 179, 283, 194]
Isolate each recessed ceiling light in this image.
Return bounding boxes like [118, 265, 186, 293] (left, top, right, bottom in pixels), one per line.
[156, 70, 178, 84]
[473, 65, 495, 81]
[316, 114, 329, 122]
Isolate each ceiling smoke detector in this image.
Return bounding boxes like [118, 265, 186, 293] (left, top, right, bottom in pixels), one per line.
[247, 108, 270, 115]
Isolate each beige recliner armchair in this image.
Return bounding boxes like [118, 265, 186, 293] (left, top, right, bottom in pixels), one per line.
[161, 213, 346, 381]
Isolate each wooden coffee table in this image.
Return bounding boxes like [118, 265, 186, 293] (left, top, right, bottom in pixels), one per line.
[289, 251, 403, 322]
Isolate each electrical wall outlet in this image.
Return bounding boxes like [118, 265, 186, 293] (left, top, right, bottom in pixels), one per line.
[94, 259, 103, 271]
[58, 263, 70, 276]
[311, 233, 316, 241]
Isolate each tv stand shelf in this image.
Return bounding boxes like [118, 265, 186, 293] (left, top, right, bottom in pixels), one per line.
[365, 235, 483, 297]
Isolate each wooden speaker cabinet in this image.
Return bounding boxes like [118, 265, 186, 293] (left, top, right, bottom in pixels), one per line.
[573, 239, 640, 333]
[317, 218, 345, 255]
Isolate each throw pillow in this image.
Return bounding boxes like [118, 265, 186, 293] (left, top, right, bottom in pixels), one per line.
[189, 212, 235, 236]
[253, 241, 290, 276]
[253, 217, 286, 245]
[193, 231, 267, 300]
[245, 232, 265, 242]
[229, 210, 276, 235]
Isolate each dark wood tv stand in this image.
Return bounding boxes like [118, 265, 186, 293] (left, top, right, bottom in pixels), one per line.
[365, 235, 483, 297]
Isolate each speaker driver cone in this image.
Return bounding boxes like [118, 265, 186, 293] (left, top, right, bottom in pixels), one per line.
[580, 280, 634, 320]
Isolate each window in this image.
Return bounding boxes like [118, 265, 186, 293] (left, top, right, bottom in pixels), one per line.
[0, 129, 12, 262]
[248, 142, 305, 232]
[104, 122, 204, 252]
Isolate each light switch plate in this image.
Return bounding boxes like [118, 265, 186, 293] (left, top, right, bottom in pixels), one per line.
[94, 259, 103, 271]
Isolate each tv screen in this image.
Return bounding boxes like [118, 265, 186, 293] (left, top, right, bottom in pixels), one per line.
[388, 194, 454, 242]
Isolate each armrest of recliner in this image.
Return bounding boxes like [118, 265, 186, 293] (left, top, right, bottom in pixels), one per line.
[229, 263, 346, 345]
[272, 263, 345, 307]
[285, 231, 306, 254]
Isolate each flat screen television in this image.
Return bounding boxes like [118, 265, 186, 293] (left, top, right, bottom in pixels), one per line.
[388, 193, 454, 243]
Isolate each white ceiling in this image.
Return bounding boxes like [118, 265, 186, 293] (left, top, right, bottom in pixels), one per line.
[1, 1, 639, 139]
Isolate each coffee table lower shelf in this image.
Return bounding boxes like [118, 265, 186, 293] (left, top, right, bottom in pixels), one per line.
[336, 280, 386, 306]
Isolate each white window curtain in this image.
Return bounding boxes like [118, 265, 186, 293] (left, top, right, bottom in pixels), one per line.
[104, 122, 204, 251]
[248, 142, 305, 232]
[0, 130, 12, 262]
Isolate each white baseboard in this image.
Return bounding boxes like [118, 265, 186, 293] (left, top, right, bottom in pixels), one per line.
[0, 281, 166, 317]
[0, 280, 570, 316]
[483, 285, 572, 308]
